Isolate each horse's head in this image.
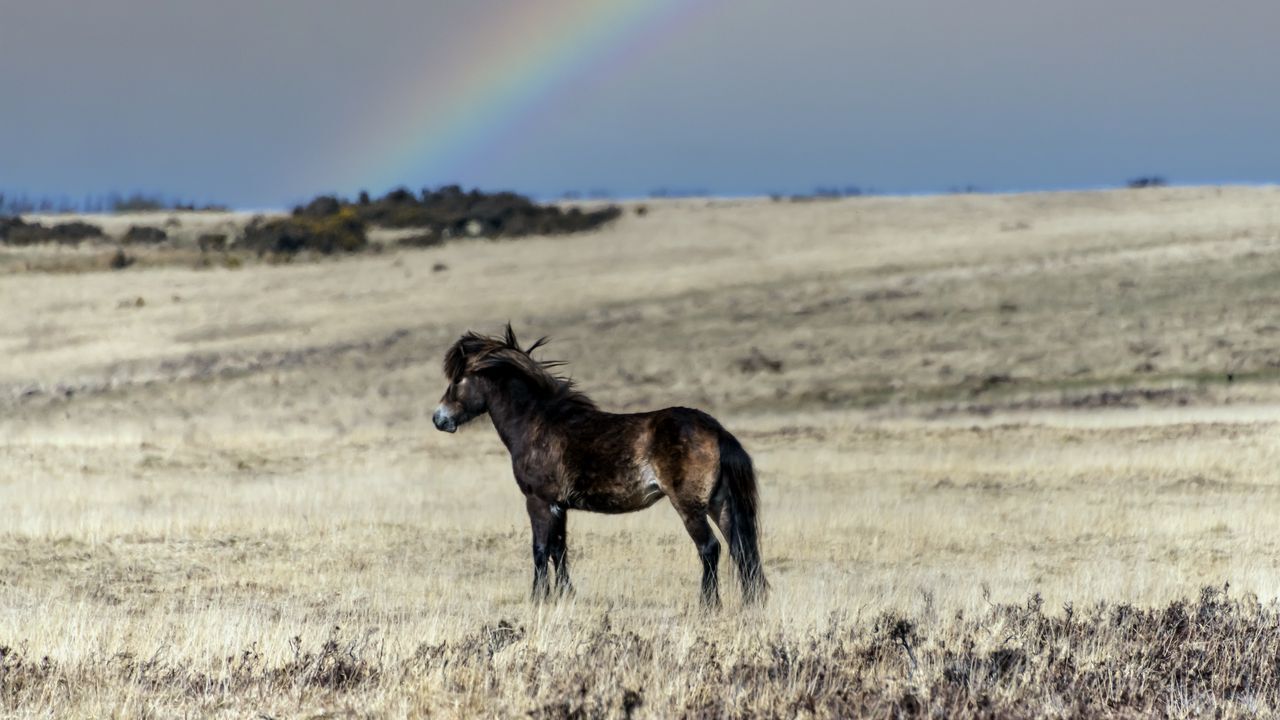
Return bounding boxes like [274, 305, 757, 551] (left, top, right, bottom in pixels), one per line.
[433, 331, 500, 433]
[433, 373, 491, 433]
[434, 324, 584, 433]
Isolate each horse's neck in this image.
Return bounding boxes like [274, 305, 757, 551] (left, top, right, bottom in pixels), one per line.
[487, 384, 557, 457]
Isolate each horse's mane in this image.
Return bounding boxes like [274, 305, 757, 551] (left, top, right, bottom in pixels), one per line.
[443, 324, 596, 411]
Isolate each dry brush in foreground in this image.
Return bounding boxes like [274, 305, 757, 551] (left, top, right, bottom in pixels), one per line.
[1, 587, 1275, 717]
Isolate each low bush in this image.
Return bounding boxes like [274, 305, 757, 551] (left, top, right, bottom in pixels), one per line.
[121, 226, 168, 244]
[197, 234, 228, 253]
[241, 208, 368, 255]
[1128, 176, 1168, 189]
[294, 186, 621, 240]
[109, 249, 135, 270]
[0, 217, 104, 245]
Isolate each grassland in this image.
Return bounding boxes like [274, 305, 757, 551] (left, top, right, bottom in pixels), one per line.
[3, 187, 1280, 717]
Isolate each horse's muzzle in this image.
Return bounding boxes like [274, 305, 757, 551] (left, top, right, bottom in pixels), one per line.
[433, 407, 457, 433]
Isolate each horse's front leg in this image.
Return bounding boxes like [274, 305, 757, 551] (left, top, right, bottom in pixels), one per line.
[548, 503, 573, 596]
[525, 495, 554, 602]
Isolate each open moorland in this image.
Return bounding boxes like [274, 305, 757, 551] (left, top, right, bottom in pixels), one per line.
[3, 186, 1280, 717]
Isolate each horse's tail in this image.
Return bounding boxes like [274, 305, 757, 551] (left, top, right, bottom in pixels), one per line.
[717, 430, 768, 604]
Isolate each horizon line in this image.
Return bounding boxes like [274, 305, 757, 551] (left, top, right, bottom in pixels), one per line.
[4, 179, 1279, 215]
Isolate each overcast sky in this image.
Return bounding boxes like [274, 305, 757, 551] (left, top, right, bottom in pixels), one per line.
[2, 0, 1278, 207]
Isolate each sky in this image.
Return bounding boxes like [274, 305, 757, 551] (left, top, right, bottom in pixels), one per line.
[1, 0, 1278, 208]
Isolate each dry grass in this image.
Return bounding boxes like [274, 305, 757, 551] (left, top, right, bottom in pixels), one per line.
[3, 187, 1280, 717]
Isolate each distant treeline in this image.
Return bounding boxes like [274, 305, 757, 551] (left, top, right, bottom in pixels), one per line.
[243, 185, 622, 256]
[562, 176, 1174, 201]
[0, 186, 625, 261]
[0, 192, 226, 215]
[2, 175, 1175, 218]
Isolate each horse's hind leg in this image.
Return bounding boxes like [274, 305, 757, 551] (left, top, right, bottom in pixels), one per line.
[548, 504, 573, 596]
[709, 495, 747, 602]
[672, 502, 721, 609]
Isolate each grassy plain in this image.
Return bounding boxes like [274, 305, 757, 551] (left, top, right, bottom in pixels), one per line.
[2, 187, 1280, 716]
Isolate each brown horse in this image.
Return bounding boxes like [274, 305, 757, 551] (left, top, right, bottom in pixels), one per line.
[432, 325, 767, 607]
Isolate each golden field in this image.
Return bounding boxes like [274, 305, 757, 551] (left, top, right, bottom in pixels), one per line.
[3, 187, 1280, 717]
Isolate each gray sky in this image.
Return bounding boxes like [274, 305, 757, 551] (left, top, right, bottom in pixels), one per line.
[2, 0, 1278, 207]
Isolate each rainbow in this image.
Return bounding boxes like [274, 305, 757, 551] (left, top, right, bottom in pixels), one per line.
[339, 0, 711, 195]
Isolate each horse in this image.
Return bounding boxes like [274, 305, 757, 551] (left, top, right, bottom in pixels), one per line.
[432, 325, 767, 608]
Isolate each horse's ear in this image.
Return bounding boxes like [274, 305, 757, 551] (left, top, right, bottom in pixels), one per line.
[444, 340, 466, 380]
[456, 331, 486, 356]
[503, 322, 519, 349]
[527, 336, 550, 354]
[446, 330, 487, 378]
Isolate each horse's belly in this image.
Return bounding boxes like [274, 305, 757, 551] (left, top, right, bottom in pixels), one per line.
[566, 470, 665, 514]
